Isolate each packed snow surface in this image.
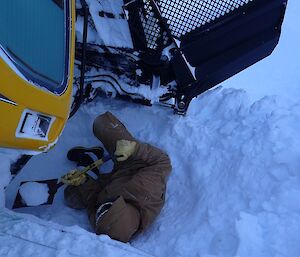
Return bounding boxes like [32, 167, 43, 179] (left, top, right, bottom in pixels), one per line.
[19, 182, 49, 207]
[1, 0, 300, 257]
[4, 87, 300, 257]
[0, 209, 153, 257]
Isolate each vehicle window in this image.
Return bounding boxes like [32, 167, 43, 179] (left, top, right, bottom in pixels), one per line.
[0, 0, 69, 94]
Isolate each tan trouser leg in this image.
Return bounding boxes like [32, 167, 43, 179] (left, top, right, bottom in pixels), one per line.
[93, 196, 140, 243]
[64, 179, 102, 209]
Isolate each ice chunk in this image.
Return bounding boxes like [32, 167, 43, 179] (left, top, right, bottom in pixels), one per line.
[19, 182, 49, 206]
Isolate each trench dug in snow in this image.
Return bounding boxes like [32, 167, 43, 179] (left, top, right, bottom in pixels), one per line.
[5, 87, 300, 257]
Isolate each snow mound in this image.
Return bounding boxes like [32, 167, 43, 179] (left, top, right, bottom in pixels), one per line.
[0, 209, 154, 257]
[19, 182, 49, 207]
[5, 86, 300, 257]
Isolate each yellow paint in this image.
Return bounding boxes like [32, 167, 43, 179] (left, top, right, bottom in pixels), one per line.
[0, 0, 75, 152]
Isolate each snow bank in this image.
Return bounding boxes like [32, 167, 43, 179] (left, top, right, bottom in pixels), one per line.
[1, 0, 300, 255]
[0, 209, 153, 257]
[126, 87, 300, 257]
[4, 86, 300, 257]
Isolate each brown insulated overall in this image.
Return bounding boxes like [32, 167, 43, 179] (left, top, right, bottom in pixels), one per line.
[64, 112, 172, 242]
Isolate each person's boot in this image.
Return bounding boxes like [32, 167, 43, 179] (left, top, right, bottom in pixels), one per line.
[67, 146, 104, 175]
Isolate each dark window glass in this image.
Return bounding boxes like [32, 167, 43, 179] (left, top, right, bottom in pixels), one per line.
[0, 0, 70, 94]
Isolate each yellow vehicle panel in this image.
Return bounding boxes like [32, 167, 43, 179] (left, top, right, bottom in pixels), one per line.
[0, 0, 75, 152]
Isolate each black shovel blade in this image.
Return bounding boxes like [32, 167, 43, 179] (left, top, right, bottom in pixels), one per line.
[12, 179, 63, 209]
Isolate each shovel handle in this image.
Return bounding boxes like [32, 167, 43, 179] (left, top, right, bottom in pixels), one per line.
[79, 154, 111, 175]
[59, 155, 111, 185]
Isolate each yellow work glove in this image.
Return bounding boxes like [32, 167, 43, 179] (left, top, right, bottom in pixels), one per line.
[60, 170, 87, 186]
[114, 140, 137, 162]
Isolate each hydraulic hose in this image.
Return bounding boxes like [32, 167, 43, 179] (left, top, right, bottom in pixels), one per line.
[69, 0, 89, 118]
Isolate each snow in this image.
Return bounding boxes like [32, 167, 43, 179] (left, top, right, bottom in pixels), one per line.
[0, 148, 26, 208]
[1, 0, 300, 257]
[84, 68, 169, 103]
[19, 182, 49, 207]
[0, 209, 153, 257]
[88, 0, 133, 48]
[4, 88, 300, 257]
[222, 0, 300, 104]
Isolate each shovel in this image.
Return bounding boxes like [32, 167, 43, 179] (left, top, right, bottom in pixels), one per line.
[12, 155, 112, 209]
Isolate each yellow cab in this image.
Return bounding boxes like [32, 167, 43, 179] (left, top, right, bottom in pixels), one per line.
[0, 0, 75, 152]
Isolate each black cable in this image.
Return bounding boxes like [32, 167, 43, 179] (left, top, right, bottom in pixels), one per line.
[159, 93, 174, 102]
[83, 74, 142, 97]
[77, 73, 176, 101]
[88, 79, 141, 97]
[69, 0, 88, 119]
[86, 79, 118, 96]
[83, 42, 139, 62]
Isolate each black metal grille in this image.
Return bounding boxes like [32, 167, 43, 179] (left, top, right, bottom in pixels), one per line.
[128, 0, 254, 50]
[140, 0, 163, 49]
[157, 0, 254, 38]
[124, 0, 167, 50]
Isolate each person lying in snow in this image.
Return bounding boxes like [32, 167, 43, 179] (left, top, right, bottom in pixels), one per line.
[62, 111, 172, 242]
